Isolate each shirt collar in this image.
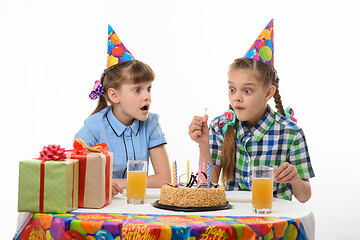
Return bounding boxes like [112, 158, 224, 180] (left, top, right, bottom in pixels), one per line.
[236, 120, 250, 141]
[106, 108, 140, 137]
[237, 106, 276, 142]
[251, 106, 276, 141]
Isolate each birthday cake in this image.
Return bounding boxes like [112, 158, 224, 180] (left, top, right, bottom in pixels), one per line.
[158, 166, 227, 208]
[159, 184, 226, 207]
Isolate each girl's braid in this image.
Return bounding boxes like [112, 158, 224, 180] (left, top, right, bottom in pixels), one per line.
[267, 67, 285, 116]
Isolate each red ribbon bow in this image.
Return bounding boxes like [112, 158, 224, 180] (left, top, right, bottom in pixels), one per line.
[72, 139, 109, 154]
[37, 144, 66, 161]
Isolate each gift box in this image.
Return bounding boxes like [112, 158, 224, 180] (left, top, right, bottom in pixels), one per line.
[65, 139, 113, 208]
[18, 153, 79, 213]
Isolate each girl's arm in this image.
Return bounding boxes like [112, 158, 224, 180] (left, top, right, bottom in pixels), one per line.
[292, 179, 311, 203]
[273, 162, 311, 203]
[275, 129, 313, 203]
[147, 144, 171, 188]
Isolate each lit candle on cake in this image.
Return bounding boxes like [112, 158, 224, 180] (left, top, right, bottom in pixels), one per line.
[207, 161, 212, 188]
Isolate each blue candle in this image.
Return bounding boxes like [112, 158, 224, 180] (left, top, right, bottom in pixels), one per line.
[207, 162, 211, 188]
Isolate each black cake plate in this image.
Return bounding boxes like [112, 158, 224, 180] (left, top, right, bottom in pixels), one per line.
[152, 200, 232, 212]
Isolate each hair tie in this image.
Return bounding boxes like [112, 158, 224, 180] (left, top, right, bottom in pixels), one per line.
[219, 109, 236, 133]
[89, 80, 104, 100]
[285, 107, 297, 123]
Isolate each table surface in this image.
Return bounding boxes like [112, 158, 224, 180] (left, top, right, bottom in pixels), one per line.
[74, 188, 311, 217]
[74, 188, 315, 240]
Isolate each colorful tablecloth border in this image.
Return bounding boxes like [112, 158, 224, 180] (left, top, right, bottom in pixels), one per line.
[14, 212, 308, 240]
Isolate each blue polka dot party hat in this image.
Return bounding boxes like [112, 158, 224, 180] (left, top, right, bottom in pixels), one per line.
[107, 24, 135, 68]
[244, 19, 274, 66]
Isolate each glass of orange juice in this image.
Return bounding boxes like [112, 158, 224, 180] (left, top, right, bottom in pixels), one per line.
[127, 160, 147, 204]
[252, 166, 273, 214]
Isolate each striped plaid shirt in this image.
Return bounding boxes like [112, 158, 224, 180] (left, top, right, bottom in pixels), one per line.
[209, 107, 315, 200]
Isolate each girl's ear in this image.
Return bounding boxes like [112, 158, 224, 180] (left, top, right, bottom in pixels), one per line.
[265, 85, 276, 102]
[107, 88, 120, 104]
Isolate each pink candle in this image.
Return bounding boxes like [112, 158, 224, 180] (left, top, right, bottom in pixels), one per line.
[197, 161, 201, 187]
[201, 160, 206, 184]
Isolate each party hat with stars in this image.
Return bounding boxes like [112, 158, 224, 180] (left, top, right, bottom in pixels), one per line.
[244, 19, 274, 66]
[107, 24, 135, 68]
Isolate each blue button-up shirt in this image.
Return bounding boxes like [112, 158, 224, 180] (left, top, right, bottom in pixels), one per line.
[75, 107, 167, 178]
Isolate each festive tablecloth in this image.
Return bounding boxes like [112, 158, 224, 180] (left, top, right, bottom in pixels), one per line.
[14, 212, 308, 240]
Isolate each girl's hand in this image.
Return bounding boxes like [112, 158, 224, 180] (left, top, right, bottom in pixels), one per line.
[273, 162, 301, 184]
[274, 162, 312, 203]
[188, 115, 209, 146]
[112, 178, 125, 197]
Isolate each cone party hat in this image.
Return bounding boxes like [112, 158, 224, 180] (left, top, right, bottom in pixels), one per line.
[107, 24, 135, 68]
[244, 19, 274, 66]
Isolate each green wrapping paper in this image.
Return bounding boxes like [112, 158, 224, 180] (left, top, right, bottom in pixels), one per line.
[18, 159, 79, 213]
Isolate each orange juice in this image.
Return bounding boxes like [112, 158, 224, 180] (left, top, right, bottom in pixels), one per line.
[127, 171, 147, 200]
[252, 178, 273, 211]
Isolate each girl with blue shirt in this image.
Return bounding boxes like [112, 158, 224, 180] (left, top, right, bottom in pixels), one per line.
[75, 60, 171, 196]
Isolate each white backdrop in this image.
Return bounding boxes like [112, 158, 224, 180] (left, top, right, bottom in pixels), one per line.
[1, 0, 359, 239]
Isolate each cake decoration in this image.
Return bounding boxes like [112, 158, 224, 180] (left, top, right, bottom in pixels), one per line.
[200, 160, 206, 185]
[171, 160, 178, 187]
[175, 160, 178, 185]
[187, 160, 190, 183]
[176, 172, 219, 189]
[207, 162, 212, 188]
[197, 161, 202, 187]
[167, 160, 218, 189]
[159, 160, 226, 207]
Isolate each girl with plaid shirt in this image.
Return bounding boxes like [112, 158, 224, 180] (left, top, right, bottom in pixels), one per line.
[188, 58, 314, 202]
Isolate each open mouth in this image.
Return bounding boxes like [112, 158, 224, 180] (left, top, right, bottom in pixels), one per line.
[140, 105, 149, 111]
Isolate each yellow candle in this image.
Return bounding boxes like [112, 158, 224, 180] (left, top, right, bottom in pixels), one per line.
[172, 161, 176, 185]
[187, 160, 190, 183]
